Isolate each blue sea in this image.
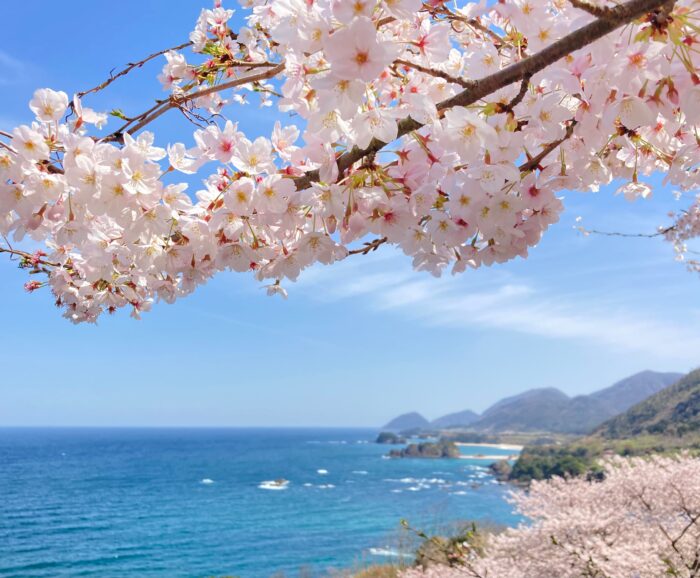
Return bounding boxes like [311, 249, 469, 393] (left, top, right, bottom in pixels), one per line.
[0, 428, 520, 577]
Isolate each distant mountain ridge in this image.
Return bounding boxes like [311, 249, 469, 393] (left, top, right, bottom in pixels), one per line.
[382, 370, 683, 435]
[589, 370, 684, 414]
[430, 409, 480, 429]
[594, 368, 700, 439]
[508, 369, 698, 483]
[382, 412, 430, 431]
[471, 387, 576, 433]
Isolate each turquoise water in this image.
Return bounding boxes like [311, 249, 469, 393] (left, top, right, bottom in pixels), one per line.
[0, 428, 519, 577]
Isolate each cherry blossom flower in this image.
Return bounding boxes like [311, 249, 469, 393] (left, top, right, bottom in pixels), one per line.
[324, 17, 393, 82]
[29, 88, 69, 123]
[2, 0, 700, 323]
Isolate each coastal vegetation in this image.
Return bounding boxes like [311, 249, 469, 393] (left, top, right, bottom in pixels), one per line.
[387, 440, 461, 459]
[376, 432, 407, 445]
[507, 368, 700, 482]
[342, 368, 700, 576]
[380, 369, 700, 482]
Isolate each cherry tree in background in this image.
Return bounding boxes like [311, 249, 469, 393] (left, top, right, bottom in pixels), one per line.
[1, 0, 699, 323]
[402, 454, 700, 578]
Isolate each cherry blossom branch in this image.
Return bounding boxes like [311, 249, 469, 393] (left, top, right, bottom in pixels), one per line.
[437, 0, 673, 109]
[76, 40, 194, 99]
[582, 225, 677, 238]
[0, 140, 16, 154]
[520, 120, 577, 172]
[103, 62, 285, 142]
[394, 59, 473, 88]
[347, 237, 389, 256]
[294, 0, 672, 190]
[5, 0, 698, 322]
[569, 0, 616, 18]
[497, 73, 533, 114]
[0, 246, 60, 268]
[427, 3, 505, 46]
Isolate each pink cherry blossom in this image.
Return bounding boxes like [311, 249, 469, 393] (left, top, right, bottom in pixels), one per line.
[324, 17, 393, 82]
[0, 0, 699, 322]
[402, 454, 700, 578]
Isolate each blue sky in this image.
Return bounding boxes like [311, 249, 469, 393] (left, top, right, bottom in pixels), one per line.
[0, 1, 698, 427]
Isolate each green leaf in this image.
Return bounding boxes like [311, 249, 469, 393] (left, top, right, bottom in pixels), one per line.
[110, 109, 129, 120]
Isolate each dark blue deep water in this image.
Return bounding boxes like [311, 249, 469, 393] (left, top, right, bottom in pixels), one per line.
[0, 428, 519, 577]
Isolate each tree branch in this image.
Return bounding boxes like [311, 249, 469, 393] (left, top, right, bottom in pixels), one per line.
[520, 120, 577, 173]
[497, 74, 532, 114]
[294, 0, 672, 190]
[583, 225, 676, 238]
[0, 246, 60, 268]
[103, 62, 285, 143]
[569, 0, 616, 18]
[394, 58, 474, 89]
[0, 140, 17, 154]
[76, 41, 194, 99]
[348, 237, 389, 256]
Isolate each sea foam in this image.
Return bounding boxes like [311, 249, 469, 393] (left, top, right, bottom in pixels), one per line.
[368, 548, 411, 558]
[258, 480, 290, 491]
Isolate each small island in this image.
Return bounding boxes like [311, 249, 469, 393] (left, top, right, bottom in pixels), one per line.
[489, 459, 514, 482]
[375, 431, 407, 444]
[388, 439, 461, 459]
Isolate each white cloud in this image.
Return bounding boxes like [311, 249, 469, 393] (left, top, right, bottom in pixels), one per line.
[295, 251, 700, 363]
[0, 50, 29, 85]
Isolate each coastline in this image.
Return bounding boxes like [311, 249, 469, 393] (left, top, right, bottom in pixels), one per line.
[458, 454, 520, 460]
[454, 442, 524, 451]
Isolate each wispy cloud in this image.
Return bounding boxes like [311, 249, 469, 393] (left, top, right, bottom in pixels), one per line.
[0, 50, 30, 86]
[295, 251, 700, 363]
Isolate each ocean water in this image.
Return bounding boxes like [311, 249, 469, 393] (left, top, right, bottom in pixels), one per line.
[0, 428, 520, 578]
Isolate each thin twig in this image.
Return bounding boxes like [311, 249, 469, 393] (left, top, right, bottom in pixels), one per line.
[76, 41, 194, 99]
[395, 59, 474, 89]
[497, 74, 532, 114]
[583, 225, 676, 238]
[348, 237, 389, 256]
[0, 246, 61, 268]
[0, 140, 17, 154]
[103, 62, 285, 142]
[520, 121, 577, 173]
[425, 2, 505, 46]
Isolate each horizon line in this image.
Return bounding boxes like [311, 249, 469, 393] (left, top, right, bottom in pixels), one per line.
[0, 425, 384, 430]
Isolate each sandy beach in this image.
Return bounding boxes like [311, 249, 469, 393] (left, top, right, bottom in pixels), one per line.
[458, 454, 520, 460]
[454, 442, 524, 451]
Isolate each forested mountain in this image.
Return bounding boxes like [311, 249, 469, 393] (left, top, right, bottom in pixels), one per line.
[430, 409, 480, 429]
[382, 371, 682, 434]
[382, 412, 430, 431]
[595, 368, 700, 439]
[589, 370, 683, 415]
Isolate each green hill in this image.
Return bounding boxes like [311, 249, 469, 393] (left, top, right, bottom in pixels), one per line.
[508, 368, 700, 482]
[589, 370, 684, 415]
[430, 409, 480, 429]
[382, 412, 430, 431]
[470, 388, 573, 432]
[595, 368, 700, 439]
